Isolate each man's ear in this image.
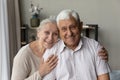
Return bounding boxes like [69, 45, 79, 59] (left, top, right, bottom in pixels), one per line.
[79, 21, 83, 30]
[80, 21, 83, 27]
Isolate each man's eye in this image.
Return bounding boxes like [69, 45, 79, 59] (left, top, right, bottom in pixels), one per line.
[61, 27, 67, 32]
[70, 25, 76, 29]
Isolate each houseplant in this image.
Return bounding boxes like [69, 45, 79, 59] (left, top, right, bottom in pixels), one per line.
[29, 3, 43, 28]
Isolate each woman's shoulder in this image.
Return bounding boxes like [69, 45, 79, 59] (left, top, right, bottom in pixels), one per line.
[12, 44, 32, 74]
[14, 44, 32, 61]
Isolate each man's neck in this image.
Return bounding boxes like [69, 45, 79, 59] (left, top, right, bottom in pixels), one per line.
[65, 37, 81, 50]
[66, 43, 78, 50]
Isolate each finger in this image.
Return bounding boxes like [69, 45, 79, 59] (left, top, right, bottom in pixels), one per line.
[48, 55, 58, 64]
[98, 50, 108, 56]
[102, 47, 108, 53]
[46, 54, 54, 62]
[99, 52, 108, 56]
[49, 62, 58, 71]
[99, 52, 106, 56]
[99, 48, 106, 53]
[48, 55, 56, 64]
[101, 56, 108, 61]
[49, 58, 58, 67]
[99, 49, 105, 53]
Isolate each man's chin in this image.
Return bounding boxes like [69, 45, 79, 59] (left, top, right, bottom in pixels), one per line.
[66, 40, 75, 44]
[65, 42, 74, 46]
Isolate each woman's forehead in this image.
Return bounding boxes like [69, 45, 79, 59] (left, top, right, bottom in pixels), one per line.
[41, 23, 58, 31]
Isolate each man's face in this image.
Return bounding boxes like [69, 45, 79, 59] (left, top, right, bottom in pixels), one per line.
[58, 17, 82, 50]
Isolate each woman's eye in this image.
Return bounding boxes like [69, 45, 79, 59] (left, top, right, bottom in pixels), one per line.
[44, 31, 50, 35]
[53, 33, 58, 36]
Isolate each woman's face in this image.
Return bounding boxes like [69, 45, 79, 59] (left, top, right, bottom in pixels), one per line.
[37, 22, 59, 49]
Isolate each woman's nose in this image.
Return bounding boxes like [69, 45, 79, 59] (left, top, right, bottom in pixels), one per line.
[48, 34, 53, 41]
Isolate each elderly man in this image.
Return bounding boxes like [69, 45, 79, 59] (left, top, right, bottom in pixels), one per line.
[43, 9, 111, 80]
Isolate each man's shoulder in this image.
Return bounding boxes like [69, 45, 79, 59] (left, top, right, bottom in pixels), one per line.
[81, 36, 101, 50]
[82, 36, 98, 44]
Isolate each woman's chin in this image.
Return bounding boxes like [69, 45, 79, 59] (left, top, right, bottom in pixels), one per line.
[44, 44, 53, 49]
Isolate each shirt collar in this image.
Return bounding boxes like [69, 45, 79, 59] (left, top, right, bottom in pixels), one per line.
[59, 40, 66, 53]
[74, 37, 83, 51]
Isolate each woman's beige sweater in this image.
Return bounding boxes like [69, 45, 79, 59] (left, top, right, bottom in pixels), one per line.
[11, 44, 42, 80]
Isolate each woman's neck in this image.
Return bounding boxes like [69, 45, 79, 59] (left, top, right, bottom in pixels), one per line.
[30, 40, 46, 58]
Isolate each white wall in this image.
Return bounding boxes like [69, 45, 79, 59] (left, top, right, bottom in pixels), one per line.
[20, 0, 120, 70]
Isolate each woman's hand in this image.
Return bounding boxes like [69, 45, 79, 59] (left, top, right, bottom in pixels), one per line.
[39, 54, 58, 77]
[98, 47, 108, 61]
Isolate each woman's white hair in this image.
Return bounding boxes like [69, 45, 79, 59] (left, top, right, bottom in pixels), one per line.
[36, 17, 57, 32]
[56, 9, 80, 26]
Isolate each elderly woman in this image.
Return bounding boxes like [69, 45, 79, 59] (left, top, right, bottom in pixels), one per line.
[11, 18, 108, 80]
[11, 18, 59, 80]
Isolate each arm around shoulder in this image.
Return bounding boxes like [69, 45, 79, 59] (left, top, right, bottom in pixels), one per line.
[97, 73, 110, 80]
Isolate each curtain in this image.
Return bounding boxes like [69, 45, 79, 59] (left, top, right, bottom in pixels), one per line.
[7, 0, 21, 71]
[0, 0, 21, 79]
[0, 0, 10, 79]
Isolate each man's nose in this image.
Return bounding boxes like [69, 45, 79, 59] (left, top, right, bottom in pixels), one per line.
[67, 29, 72, 36]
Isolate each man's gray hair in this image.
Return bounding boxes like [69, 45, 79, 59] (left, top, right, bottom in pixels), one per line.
[36, 17, 57, 32]
[56, 9, 80, 25]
